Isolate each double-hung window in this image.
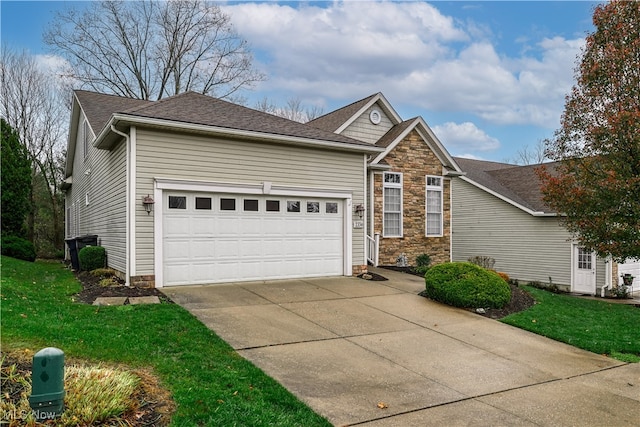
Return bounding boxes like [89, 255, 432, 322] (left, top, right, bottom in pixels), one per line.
[426, 176, 443, 236]
[383, 172, 402, 237]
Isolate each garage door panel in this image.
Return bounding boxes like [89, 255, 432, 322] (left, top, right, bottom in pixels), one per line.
[165, 264, 190, 285]
[164, 216, 191, 237]
[191, 217, 216, 235]
[239, 239, 263, 257]
[239, 217, 263, 234]
[191, 240, 216, 258]
[263, 218, 285, 234]
[217, 217, 240, 235]
[164, 193, 345, 286]
[165, 240, 191, 261]
[216, 239, 240, 257]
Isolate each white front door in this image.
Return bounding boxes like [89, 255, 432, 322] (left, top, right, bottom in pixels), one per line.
[572, 245, 596, 294]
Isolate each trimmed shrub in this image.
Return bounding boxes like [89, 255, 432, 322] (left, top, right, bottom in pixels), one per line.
[78, 246, 106, 271]
[424, 262, 511, 309]
[1, 235, 36, 262]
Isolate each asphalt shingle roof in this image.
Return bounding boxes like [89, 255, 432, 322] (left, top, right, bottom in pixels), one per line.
[375, 119, 416, 149]
[75, 90, 377, 149]
[75, 91, 152, 136]
[454, 157, 559, 214]
[307, 94, 378, 133]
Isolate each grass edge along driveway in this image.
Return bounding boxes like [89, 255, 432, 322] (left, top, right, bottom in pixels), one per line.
[0, 256, 332, 426]
[501, 286, 640, 363]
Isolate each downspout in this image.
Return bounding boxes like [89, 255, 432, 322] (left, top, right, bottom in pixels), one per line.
[110, 125, 131, 287]
[602, 256, 613, 297]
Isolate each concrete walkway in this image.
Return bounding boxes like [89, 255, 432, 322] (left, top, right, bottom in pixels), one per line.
[165, 268, 640, 426]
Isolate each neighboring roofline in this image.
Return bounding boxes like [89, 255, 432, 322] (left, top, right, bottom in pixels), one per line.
[459, 175, 558, 217]
[94, 113, 385, 154]
[334, 93, 403, 134]
[371, 117, 463, 174]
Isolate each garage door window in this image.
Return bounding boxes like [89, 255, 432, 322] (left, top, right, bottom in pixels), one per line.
[220, 198, 236, 211]
[307, 201, 320, 213]
[326, 202, 338, 214]
[244, 199, 259, 211]
[266, 200, 280, 212]
[195, 197, 212, 210]
[287, 201, 300, 212]
[169, 196, 186, 209]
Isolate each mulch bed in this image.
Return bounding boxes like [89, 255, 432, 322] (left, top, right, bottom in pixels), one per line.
[73, 271, 173, 305]
[380, 266, 536, 319]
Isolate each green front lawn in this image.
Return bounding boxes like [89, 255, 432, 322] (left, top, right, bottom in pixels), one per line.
[0, 256, 331, 426]
[502, 286, 640, 362]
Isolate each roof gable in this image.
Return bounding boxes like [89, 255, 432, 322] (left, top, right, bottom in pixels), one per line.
[308, 93, 403, 135]
[454, 157, 559, 215]
[373, 117, 462, 175]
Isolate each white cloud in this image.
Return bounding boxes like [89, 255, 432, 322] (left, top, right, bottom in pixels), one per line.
[432, 122, 500, 152]
[34, 54, 67, 72]
[34, 54, 77, 89]
[224, 1, 585, 130]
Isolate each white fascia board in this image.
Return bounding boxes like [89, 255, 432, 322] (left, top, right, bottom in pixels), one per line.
[371, 118, 418, 164]
[335, 93, 404, 134]
[64, 94, 82, 178]
[97, 114, 384, 155]
[414, 118, 463, 174]
[459, 175, 557, 217]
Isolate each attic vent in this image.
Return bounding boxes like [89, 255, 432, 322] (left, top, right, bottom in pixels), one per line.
[369, 109, 381, 125]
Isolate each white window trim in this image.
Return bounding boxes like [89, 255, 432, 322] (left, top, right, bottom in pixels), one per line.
[383, 172, 403, 237]
[425, 175, 443, 237]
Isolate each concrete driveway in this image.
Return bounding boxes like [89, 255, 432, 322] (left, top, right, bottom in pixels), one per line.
[165, 268, 640, 426]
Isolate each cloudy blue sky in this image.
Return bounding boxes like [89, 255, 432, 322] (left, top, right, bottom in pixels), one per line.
[1, 1, 600, 162]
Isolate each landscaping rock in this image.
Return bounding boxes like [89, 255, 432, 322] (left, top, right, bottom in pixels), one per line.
[93, 297, 127, 306]
[129, 296, 161, 305]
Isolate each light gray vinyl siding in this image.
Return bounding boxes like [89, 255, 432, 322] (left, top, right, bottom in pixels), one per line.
[452, 179, 607, 288]
[66, 114, 127, 273]
[341, 105, 394, 144]
[135, 128, 366, 275]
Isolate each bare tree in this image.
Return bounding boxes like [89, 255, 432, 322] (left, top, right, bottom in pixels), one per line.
[1, 47, 67, 251]
[44, 0, 264, 100]
[504, 139, 549, 165]
[254, 96, 324, 123]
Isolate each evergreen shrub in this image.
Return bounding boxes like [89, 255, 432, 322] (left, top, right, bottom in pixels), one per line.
[424, 262, 511, 309]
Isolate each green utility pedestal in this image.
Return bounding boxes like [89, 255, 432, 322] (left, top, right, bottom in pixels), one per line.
[29, 347, 65, 420]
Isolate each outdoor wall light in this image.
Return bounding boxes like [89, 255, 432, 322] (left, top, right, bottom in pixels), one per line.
[142, 195, 155, 215]
[354, 204, 365, 218]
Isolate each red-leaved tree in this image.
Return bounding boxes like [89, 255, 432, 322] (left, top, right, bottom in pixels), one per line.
[538, 0, 640, 262]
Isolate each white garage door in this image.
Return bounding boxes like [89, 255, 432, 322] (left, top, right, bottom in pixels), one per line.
[163, 192, 344, 286]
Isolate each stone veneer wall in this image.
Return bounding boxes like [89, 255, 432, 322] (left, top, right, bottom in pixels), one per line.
[373, 130, 452, 266]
